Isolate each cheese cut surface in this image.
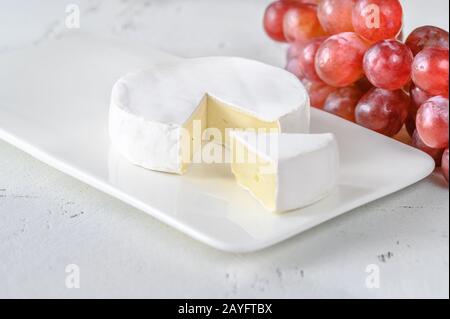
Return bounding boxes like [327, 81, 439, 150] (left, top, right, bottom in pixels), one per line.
[109, 57, 310, 174]
[230, 131, 339, 212]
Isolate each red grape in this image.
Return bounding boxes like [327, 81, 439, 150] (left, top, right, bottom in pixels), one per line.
[323, 86, 363, 122]
[315, 32, 370, 87]
[411, 130, 444, 166]
[412, 48, 449, 97]
[285, 57, 306, 80]
[410, 84, 434, 111]
[282, 0, 319, 4]
[317, 0, 356, 34]
[303, 79, 338, 108]
[403, 82, 412, 94]
[406, 84, 434, 137]
[405, 117, 416, 139]
[405, 26, 449, 56]
[356, 76, 374, 93]
[283, 4, 327, 43]
[295, 37, 326, 82]
[416, 96, 449, 149]
[287, 42, 303, 60]
[397, 30, 404, 42]
[363, 40, 413, 90]
[264, 1, 294, 42]
[442, 149, 449, 183]
[355, 88, 409, 136]
[352, 0, 403, 43]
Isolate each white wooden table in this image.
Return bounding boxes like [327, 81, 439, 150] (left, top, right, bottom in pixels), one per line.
[0, 0, 448, 298]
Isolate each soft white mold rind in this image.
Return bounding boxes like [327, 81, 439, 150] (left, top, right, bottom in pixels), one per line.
[109, 56, 310, 172]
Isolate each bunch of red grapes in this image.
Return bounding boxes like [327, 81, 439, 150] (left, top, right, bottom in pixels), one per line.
[264, 0, 449, 184]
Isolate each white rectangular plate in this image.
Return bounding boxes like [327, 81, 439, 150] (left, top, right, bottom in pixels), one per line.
[0, 34, 434, 253]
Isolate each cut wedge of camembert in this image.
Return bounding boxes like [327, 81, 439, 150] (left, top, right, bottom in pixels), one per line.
[230, 131, 339, 212]
[109, 57, 310, 174]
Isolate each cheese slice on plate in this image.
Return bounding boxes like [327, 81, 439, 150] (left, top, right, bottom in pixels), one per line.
[109, 57, 310, 174]
[229, 131, 339, 212]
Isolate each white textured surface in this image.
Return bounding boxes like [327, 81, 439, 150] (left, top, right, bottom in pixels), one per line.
[0, 0, 448, 298]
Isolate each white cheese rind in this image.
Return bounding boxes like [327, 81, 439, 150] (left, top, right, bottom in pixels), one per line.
[109, 101, 182, 174]
[109, 57, 310, 173]
[230, 132, 339, 212]
[275, 134, 339, 212]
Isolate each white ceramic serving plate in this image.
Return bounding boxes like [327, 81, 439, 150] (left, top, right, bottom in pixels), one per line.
[0, 34, 435, 253]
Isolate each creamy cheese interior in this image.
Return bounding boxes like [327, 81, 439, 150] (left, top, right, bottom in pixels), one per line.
[230, 136, 277, 211]
[181, 95, 280, 171]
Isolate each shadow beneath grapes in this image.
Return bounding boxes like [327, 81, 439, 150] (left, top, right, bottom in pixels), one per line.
[429, 169, 449, 188]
